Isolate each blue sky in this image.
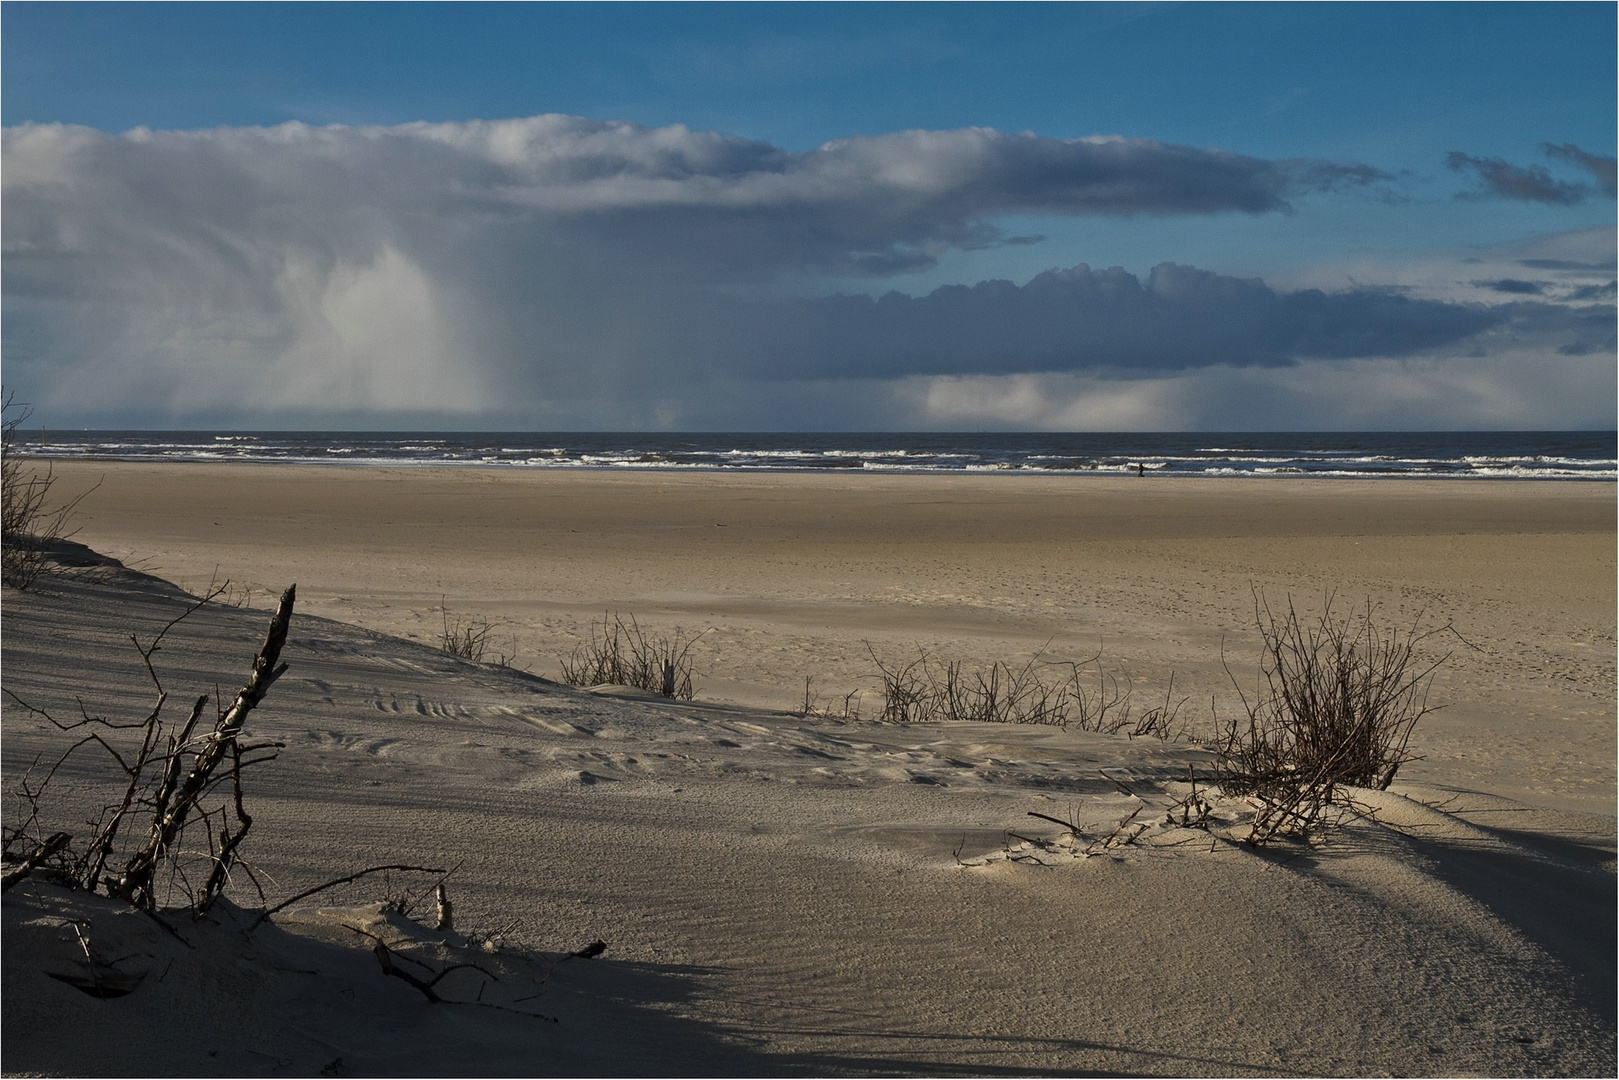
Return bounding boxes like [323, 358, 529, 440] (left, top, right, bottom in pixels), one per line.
[3, 2, 1614, 429]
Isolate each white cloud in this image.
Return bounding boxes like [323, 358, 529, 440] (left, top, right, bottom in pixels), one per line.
[904, 350, 1617, 432]
[910, 372, 1179, 430]
[1270, 227, 1616, 307]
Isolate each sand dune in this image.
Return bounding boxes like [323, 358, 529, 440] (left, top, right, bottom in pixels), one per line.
[3, 466, 1614, 1075]
[4, 538, 1614, 1075]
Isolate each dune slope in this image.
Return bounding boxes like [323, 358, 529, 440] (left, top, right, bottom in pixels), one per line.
[3, 556, 1614, 1076]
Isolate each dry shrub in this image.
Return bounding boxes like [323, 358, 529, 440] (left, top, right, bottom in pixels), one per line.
[438, 600, 520, 666]
[560, 612, 706, 700]
[1218, 590, 1463, 844]
[2, 584, 295, 913]
[1, 392, 97, 589]
[866, 643, 1185, 737]
[798, 677, 862, 720]
[440, 603, 493, 661]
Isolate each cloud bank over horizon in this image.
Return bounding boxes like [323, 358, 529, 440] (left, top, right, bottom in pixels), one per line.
[3, 116, 1614, 430]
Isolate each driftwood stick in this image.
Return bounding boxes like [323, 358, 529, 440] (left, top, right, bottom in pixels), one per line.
[1099, 770, 1136, 797]
[198, 742, 254, 910]
[79, 694, 195, 892]
[1, 831, 72, 892]
[372, 941, 445, 1003]
[117, 586, 296, 909]
[1025, 811, 1077, 831]
[434, 882, 454, 932]
[349, 926, 501, 1002]
[248, 864, 447, 930]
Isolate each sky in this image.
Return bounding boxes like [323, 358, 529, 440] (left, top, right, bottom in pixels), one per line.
[3, 2, 1614, 431]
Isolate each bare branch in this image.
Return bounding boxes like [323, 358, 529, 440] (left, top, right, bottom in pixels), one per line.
[1, 831, 72, 892]
[1217, 588, 1458, 845]
[248, 864, 448, 931]
[115, 586, 296, 909]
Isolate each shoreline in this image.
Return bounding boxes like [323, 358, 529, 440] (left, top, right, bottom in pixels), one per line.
[23, 451, 1619, 480]
[42, 454, 1619, 485]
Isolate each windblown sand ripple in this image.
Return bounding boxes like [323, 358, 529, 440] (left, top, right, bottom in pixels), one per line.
[4, 533, 1614, 1076]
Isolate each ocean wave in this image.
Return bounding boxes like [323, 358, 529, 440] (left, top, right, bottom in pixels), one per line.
[23, 432, 1615, 481]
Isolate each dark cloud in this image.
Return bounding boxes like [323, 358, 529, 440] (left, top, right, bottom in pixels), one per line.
[1518, 257, 1616, 271]
[1445, 151, 1586, 204]
[1446, 143, 1617, 204]
[1493, 295, 1618, 358]
[1541, 142, 1618, 198]
[717, 263, 1532, 380]
[1473, 278, 1544, 295]
[1276, 159, 1396, 195]
[1566, 281, 1617, 302]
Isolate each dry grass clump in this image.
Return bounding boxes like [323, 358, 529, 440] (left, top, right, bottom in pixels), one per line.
[441, 615, 493, 661]
[798, 677, 862, 720]
[866, 643, 1185, 738]
[866, 592, 1461, 847]
[438, 600, 520, 666]
[1, 392, 97, 590]
[1217, 590, 1465, 844]
[560, 612, 706, 700]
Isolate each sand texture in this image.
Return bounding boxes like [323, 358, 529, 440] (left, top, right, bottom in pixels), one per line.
[3, 465, 1614, 1076]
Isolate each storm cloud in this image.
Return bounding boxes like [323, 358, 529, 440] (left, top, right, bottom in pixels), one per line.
[1, 115, 1605, 428]
[3, 116, 1385, 285]
[716, 264, 1534, 379]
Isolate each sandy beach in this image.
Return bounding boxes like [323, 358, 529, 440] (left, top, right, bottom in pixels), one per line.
[4, 462, 1615, 1075]
[43, 462, 1619, 812]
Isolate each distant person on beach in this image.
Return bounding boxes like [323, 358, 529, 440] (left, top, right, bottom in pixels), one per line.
[1137, 462, 1145, 477]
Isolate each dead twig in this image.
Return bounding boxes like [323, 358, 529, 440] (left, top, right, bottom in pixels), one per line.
[347, 925, 558, 1021]
[3, 581, 294, 915]
[249, 864, 448, 931]
[0, 831, 72, 892]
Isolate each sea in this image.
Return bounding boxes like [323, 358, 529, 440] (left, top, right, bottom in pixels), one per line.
[18, 431, 1617, 481]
